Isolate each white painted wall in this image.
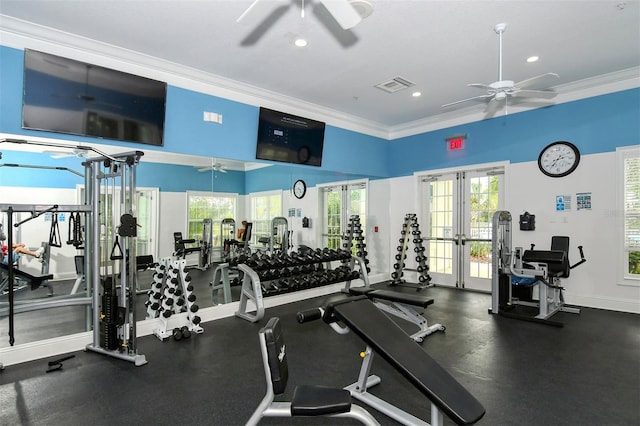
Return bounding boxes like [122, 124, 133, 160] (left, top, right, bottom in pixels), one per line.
[507, 153, 640, 313]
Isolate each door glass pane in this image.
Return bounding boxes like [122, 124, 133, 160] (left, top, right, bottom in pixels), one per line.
[429, 180, 453, 274]
[468, 175, 500, 279]
[326, 191, 341, 249]
[136, 190, 151, 255]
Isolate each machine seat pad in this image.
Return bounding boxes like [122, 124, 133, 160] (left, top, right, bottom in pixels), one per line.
[330, 297, 485, 425]
[291, 385, 351, 416]
[0, 262, 53, 288]
[369, 289, 434, 308]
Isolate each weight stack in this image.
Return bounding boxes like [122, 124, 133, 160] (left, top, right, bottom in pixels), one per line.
[101, 286, 119, 350]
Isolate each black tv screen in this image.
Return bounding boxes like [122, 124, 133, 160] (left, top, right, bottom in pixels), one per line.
[256, 107, 325, 166]
[22, 49, 167, 146]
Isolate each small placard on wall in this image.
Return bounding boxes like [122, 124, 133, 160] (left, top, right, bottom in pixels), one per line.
[556, 195, 572, 211]
[288, 208, 295, 217]
[577, 192, 592, 210]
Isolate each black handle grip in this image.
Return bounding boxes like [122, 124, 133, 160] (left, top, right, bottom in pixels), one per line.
[578, 245, 585, 259]
[297, 308, 322, 323]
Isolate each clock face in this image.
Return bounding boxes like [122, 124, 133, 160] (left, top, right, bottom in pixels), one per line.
[293, 179, 306, 199]
[538, 141, 580, 178]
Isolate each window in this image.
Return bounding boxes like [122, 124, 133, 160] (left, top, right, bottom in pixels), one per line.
[250, 191, 282, 244]
[187, 191, 237, 249]
[320, 181, 367, 251]
[621, 146, 640, 282]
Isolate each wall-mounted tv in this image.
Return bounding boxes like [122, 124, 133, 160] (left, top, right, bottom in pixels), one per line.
[22, 49, 167, 146]
[256, 107, 325, 167]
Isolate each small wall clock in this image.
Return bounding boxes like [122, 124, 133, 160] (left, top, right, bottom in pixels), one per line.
[293, 179, 307, 199]
[538, 141, 580, 178]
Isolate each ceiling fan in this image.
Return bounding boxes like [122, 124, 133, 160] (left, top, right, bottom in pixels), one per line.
[442, 23, 559, 118]
[237, 0, 371, 31]
[197, 159, 227, 173]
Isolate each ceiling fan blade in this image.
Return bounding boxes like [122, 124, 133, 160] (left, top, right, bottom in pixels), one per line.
[237, 0, 287, 25]
[320, 0, 362, 30]
[516, 89, 558, 99]
[197, 166, 213, 172]
[442, 94, 494, 108]
[468, 83, 492, 89]
[484, 98, 504, 118]
[514, 73, 559, 90]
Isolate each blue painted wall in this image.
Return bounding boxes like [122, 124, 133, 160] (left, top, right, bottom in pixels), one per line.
[0, 46, 389, 179]
[1, 45, 638, 191]
[387, 89, 640, 176]
[245, 163, 376, 193]
[0, 149, 245, 192]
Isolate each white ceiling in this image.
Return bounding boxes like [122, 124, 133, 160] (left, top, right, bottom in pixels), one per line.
[0, 0, 639, 142]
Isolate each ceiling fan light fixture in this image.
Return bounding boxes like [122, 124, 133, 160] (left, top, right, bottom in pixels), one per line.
[348, 0, 374, 19]
[294, 38, 308, 47]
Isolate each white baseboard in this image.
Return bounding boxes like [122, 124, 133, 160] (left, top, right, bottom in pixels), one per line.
[565, 293, 640, 314]
[0, 282, 345, 367]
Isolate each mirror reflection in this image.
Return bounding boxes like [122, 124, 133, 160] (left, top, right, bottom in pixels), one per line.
[0, 144, 381, 348]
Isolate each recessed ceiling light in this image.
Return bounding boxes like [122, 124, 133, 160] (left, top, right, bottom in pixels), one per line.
[412, 91, 421, 97]
[294, 38, 308, 47]
[526, 56, 539, 63]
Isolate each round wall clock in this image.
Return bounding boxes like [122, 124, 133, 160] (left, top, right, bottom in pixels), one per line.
[538, 141, 580, 178]
[293, 179, 307, 199]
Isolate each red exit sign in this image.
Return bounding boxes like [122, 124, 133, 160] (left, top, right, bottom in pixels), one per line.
[446, 135, 466, 151]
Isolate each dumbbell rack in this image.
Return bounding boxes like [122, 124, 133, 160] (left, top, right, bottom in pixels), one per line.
[145, 258, 204, 340]
[341, 215, 371, 276]
[390, 213, 432, 290]
[235, 248, 370, 323]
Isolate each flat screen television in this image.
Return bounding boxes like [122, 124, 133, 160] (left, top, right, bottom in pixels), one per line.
[256, 107, 325, 167]
[22, 49, 167, 146]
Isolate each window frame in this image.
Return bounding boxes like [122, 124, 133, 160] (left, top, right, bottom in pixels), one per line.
[249, 190, 283, 245]
[186, 190, 238, 250]
[618, 145, 640, 286]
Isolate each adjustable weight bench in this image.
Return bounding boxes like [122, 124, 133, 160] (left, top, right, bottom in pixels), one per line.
[319, 296, 485, 426]
[247, 316, 380, 425]
[348, 286, 445, 342]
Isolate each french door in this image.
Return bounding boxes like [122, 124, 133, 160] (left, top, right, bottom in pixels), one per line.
[420, 167, 503, 291]
[321, 181, 367, 250]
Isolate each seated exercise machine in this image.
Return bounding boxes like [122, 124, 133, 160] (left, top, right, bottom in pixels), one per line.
[247, 316, 380, 425]
[226, 221, 253, 257]
[0, 242, 53, 296]
[296, 295, 486, 426]
[173, 219, 213, 270]
[490, 211, 587, 326]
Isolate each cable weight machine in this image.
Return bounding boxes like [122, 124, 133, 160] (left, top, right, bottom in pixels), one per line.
[84, 150, 147, 365]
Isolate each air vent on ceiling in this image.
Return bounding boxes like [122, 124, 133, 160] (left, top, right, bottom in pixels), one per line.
[374, 76, 416, 93]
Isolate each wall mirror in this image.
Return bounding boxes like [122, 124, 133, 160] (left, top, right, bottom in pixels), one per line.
[0, 140, 382, 348]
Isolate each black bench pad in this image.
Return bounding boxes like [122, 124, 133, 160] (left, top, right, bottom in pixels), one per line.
[349, 287, 434, 308]
[0, 262, 53, 289]
[291, 385, 351, 416]
[329, 297, 485, 425]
